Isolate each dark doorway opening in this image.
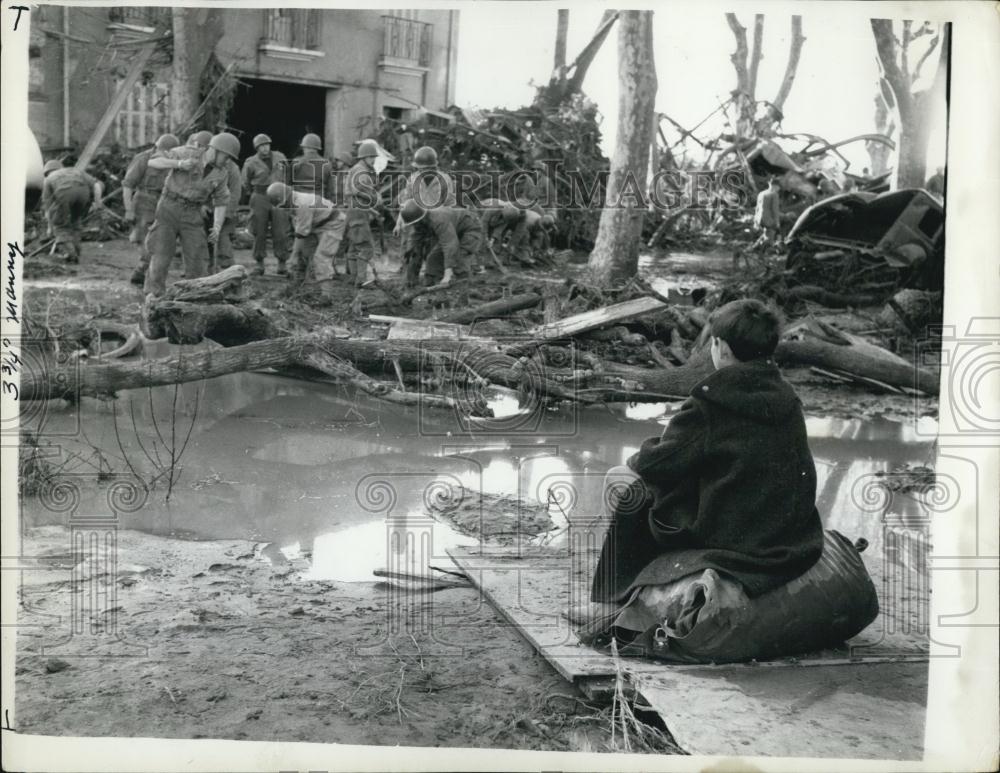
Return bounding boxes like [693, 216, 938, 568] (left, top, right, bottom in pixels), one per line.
[228, 78, 327, 161]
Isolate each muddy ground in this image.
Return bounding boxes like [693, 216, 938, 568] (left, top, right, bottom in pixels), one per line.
[12, 235, 934, 751]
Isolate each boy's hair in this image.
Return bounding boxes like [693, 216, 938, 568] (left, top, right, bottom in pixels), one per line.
[709, 299, 783, 361]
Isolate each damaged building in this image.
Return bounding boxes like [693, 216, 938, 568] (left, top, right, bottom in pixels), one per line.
[28, 6, 459, 159]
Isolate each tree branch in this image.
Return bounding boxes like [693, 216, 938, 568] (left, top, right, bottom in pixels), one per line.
[748, 14, 765, 99]
[911, 32, 940, 86]
[725, 13, 750, 94]
[565, 10, 619, 97]
[871, 19, 914, 115]
[771, 15, 805, 112]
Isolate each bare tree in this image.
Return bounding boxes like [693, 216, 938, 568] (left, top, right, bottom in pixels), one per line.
[545, 11, 620, 106]
[725, 14, 805, 138]
[868, 81, 897, 176]
[553, 10, 569, 77]
[871, 19, 949, 188]
[587, 11, 657, 286]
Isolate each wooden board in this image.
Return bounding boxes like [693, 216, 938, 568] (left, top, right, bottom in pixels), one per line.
[448, 544, 929, 758]
[370, 315, 496, 344]
[526, 296, 667, 341]
[635, 660, 927, 759]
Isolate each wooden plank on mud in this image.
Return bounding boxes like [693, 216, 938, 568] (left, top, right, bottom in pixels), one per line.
[449, 544, 928, 758]
[526, 296, 667, 341]
[448, 545, 927, 681]
[634, 660, 928, 759]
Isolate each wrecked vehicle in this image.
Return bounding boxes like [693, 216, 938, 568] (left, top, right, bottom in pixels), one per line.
[786, 188, 944, 291]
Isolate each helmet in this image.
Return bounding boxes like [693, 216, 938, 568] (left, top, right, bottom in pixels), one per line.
[266, 182, 292, 206]
[412, 146, 438, 169]
[300, 133, 322, 151]
[501, 204, 523, 224]
[540, 214, 556, 228]
[192, 130, 213, 148]
[399, 199, 426, 227]
[155, 133, 180, 151]
[209, 132, 241, 160]
[43, 159, 63, 175]
[357, 139, 379, 159]
[253, 133, 272, 149]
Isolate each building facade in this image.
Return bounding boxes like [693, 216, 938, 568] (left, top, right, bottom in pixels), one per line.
[28, 6, 459, 161]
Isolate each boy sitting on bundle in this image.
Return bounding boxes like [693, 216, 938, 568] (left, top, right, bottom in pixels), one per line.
[572, 299, 825, 645]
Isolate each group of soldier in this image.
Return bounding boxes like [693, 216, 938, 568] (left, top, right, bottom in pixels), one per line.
[40, 128, 559, 299]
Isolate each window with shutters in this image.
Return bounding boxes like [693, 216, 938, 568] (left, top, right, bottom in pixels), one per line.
[114, 80, 172, 149]
[260, 9, 324, 59]
[382, 14, 433, 66]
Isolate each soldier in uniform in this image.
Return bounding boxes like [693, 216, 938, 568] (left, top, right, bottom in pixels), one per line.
[123, 133, 180, 285]
[508, 209, 556, 265]
[291, 132, 334, 198]
[41, 159, 105, 263]
[399, 199, 482, 287]
[343, 139, 381, 286]
[213, 145, 244, 273]
[393, 145, 457, 277]
[242, 133, 291, 276]
[143, 132, 238, 296]
[480, 198, 525, 247]
[267, 182, 346, 295]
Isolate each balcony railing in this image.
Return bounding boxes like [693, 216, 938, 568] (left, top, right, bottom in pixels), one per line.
[263, 9, 321, 51]
[382, 15, 432, 66]
[108, 7, 170, 30]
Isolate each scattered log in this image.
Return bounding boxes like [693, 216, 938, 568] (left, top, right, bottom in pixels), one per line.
[160, 265, 250, 303]
[438, 292, 542, 324]
[784, 285, 884, 308]
[401, 278, 469, 305]
[775, 339, 938, 395]
[145, 300, 281, 346]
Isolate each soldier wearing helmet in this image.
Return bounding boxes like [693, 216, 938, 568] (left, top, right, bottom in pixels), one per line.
[393, 145, 457, 275]
[342, 138, 382, 286]
[507, 207, 555, 266]
[211, 134, 244, 273]
[242, 132, 291, 276]
[142, 132, 234, 296]
[398, 199, 482, 288]
[122, 133, 180, 284]
[40, 159, 104, 263]
[478, 198, 526, 267]
[291, 132, 334, 199]
[189, 130, 213, 149]
[266, 182, 346, 295]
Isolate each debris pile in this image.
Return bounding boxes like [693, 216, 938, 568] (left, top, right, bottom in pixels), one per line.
[378, 92, 610, 250]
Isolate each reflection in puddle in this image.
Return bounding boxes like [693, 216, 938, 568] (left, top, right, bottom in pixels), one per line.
[22, 362, 938, 589]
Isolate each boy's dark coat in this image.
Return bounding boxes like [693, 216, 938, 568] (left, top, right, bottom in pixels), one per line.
[591, 359, 824, 602]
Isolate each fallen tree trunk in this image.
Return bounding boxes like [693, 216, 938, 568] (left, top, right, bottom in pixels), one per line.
[775, 339, 939, 395]
[783, 285, 884, 308]
[438, 293, 543, 324]
[145, 300, 281, 346]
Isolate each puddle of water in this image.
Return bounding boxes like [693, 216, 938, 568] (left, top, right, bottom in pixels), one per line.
[22, 345, 937, 585]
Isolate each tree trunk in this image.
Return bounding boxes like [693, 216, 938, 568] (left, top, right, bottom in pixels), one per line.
[725, 13, 755, 137]
[894, 97, 934, 188]
[438, 293, 543, 324]
[871, 19, 947, 189]
[170, 9, 195, 131]
[868, 87, 896, 175]
[757, 15, 804, 135]
[564, 10, 619, 99]
[771, 16, 805, 113]
[553, 10, 569, 75]
[587, 10, 658, 286]
[748, 14, 765, 100]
